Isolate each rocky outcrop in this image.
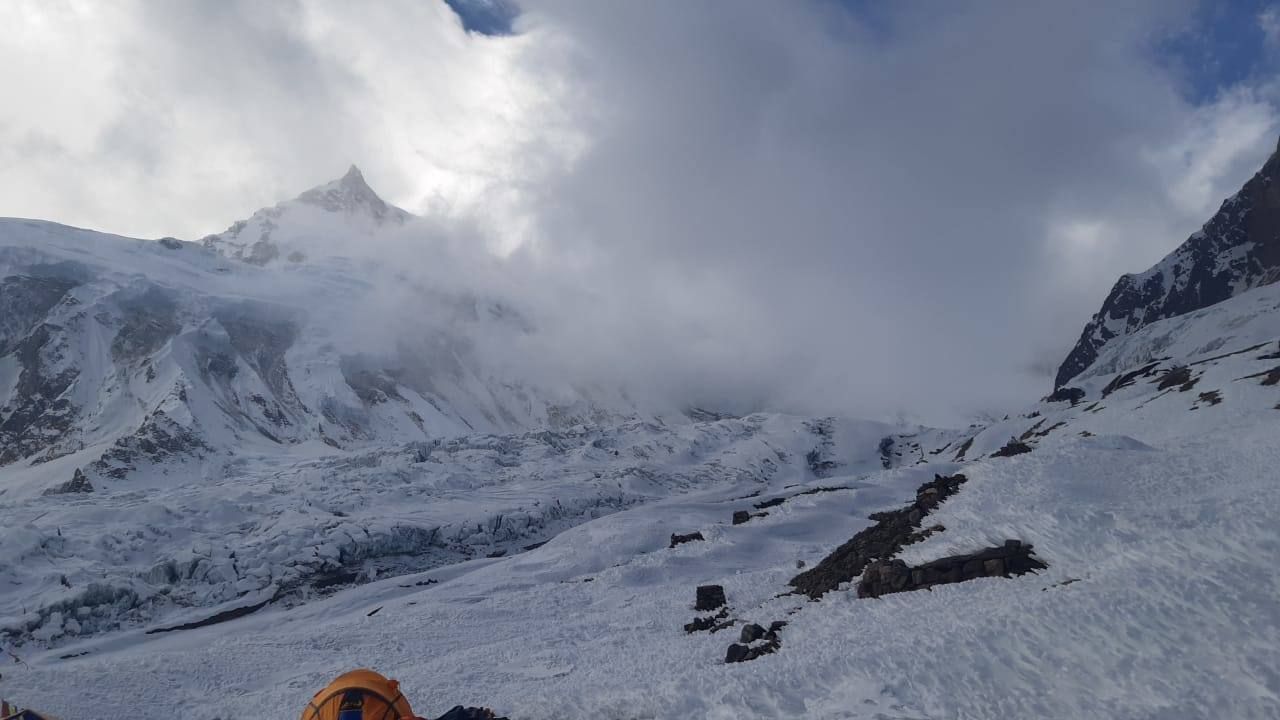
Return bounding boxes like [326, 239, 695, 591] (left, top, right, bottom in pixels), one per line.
[695, 585, 727, 612]
[857, 539, 1047, 598]
[991, 438, 1033, 458]
[669, 531, 705, 548]
[1058, 137, 1280, 387]
[789, 474, 967, 599]
[43, 468, 94, 496]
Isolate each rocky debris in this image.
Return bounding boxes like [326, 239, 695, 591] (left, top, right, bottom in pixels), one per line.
[1101, 361, 1166, 397]
[687, 585, 734, 633]
[739, 623, 767, 643]
[1045, 386, 1085, 405]
[684, 607, 732, 634]
[432, 705, 509, 720]
[1259, 342, 1280, 361]
[952, 436, 975, 461]
[1018, 419, 1046, 441]
[1057, 138, 1280, 388]
[789, 474, 967, 599]
[669, 531, 705, 548]
[42, 468, 94, 496]
[1027, 421, 1067, 440]
[1193, 390, 1223, 408]
[991, 438, 1033, 458]
[1155, 365, 1197, 391]
[695, 585, 727, 612]
[1238, 365, 1280, 386]
[732, 509, 770, 525]
[857, 539, 1048, 598]
[724, 620, 785, 664]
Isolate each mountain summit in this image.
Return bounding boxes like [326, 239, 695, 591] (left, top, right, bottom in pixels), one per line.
[1056, 136, 1280, 387]
[200, 166, 412, 265]
[294, 165, 411, 224]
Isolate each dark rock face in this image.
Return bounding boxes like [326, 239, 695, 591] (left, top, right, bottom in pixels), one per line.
[1046, 386, 1085, 405]
[43, 468, 94, 495]
[857, 539, 1048, 598]
[695, 585, 727, 612]
[991, 438, 1033, 458]
[340, 356, 405, 405]
[789, 474, 967, 599]
[110, 285, 180, 363]
[0, 324, 80, 465]
[0, 274, 78, 355]
[89, 410, 210, 479]
[669, 531, 705, 548]
[1058, 137, 1280, 387]
[732, 510, 751, 525]
[214, 304, 303, 411]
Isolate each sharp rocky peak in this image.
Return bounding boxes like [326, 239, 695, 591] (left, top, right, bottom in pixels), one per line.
[1056, 135, 1280, 388]
[294, 165, 411, 224]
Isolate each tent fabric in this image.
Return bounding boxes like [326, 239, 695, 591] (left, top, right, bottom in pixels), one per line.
[300, 669, 417, 720]
[2, 706, 56, 720]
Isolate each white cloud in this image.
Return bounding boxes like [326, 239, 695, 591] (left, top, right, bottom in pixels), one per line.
[1261, 6, 1280, 47]
[0, 0, 1277, 423]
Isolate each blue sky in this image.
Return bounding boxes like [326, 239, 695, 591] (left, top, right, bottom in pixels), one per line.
[444, 0, 519, 36]
[443, 0, 1280, 104]
[1159, 0, 1280, 103]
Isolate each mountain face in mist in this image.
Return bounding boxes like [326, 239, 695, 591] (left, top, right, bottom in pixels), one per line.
[1056, 139, 1280, 387]
[0, 170, 629, 493]
[200, 165, 412, 265]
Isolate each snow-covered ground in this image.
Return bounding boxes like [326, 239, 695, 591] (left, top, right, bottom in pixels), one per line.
[4, 401, 1279, 718]
[3, 285, 1280, 717]
[4, 171, 1280, 718]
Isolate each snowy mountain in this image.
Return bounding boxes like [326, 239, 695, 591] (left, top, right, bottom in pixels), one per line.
[3, 155, 1280, 718]
[1057, 137, 1280, 387]
[200, 165, 412, 266]
[0, 171, 636, 502]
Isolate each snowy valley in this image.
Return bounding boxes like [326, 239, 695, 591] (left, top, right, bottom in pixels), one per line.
[2, 144, 1280, 718]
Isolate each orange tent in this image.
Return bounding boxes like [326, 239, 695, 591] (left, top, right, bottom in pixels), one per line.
[299, 669, 417, 720]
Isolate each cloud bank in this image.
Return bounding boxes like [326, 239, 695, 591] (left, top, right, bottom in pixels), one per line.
[1, 0, 1278, 423]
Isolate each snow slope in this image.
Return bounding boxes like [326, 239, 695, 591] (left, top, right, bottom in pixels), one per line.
[2, 283, 1279, 717]
[4, 164, 1280, 718]
[0, 173, 640, 501]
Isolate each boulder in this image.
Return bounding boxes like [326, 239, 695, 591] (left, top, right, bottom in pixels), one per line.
[695, 584, 727, 612]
